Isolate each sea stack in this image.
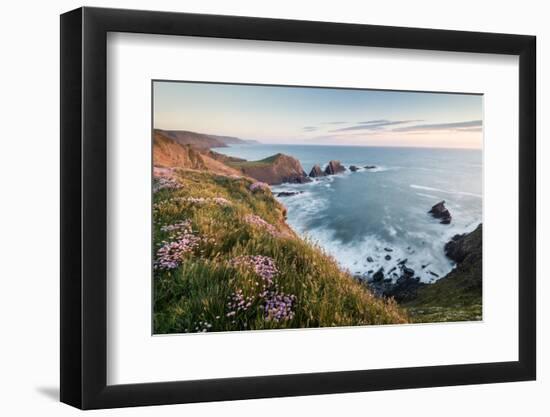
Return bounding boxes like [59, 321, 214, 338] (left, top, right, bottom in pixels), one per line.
[324, 160, 346, 175]
[309, 164, 326, 178]
[429, 200, 452, 224]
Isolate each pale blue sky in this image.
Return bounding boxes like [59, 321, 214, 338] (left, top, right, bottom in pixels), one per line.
[153, 81, 483, 149]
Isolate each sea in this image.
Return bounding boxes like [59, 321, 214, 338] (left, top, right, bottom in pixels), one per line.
[213, 144, 482, 283]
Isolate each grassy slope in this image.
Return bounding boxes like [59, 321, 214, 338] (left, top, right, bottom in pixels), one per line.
[153, 170, 407, 333]
[403, 225, 482, 323]
[225, 153, 280, 168]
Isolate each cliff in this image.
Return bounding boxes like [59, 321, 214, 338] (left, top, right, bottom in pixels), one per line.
[226, 153, 311, 185]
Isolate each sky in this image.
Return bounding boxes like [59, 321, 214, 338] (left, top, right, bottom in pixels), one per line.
[153, 81, 483, 149]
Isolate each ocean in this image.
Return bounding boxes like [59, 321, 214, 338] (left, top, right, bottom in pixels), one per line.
[213, 144, 482, 283]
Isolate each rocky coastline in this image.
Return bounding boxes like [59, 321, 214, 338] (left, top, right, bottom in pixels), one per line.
[361, 224, 482, 320]
[153, 129, 482, 322]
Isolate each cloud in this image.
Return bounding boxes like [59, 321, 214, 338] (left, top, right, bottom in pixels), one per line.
[330, 120, 422, 132]
[392, 120, 482, 132]
[322, 121, 347, 125]
[302, 126, 318, 132]
[455, 127, 483, 132]
[357, 119, 390, 125]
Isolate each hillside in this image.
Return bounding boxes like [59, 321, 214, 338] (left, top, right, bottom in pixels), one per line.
[155, 129, 255, 149]
[153, 169, 407, 333]
[154, 131, 243, 177]
[226, 153, 311, 185]
[404, 224, 482, 322]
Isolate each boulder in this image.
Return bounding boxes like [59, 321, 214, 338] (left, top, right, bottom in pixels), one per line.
[429, 200, 452, 224]
[402, 266, 415, 278]
[366, 256, 374, 263]
[349, 165, 359, 172]
[308, 164, 326, 178]
[324, 160, 346, 175]
[385, 254, 392, 261]
[276, 191, 303, 197]
[364, 165, 377, 169]
[372, 267, 385, 282]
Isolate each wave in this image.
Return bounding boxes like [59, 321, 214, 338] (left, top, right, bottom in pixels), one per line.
[410, 184, 482, 198]
[295, 226, 454, 283]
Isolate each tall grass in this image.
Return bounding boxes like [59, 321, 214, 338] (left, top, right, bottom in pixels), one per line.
[153, 170, 407, 334]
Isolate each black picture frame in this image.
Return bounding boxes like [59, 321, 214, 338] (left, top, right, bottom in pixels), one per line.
[60, 6, 536, 410]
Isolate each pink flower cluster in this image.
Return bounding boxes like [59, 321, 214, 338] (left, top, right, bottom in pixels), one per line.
[154, 220, 200, 270]
[211, 197, 232, 206]
[228, 255, 296, 322]
[226, 289, 254, 317]
[249, 182, 270, 192]
[244, 214, 281, 237]
[153, 176, 182, 193]
[231, 255, 279, 285]
[263, 291, 296, 322]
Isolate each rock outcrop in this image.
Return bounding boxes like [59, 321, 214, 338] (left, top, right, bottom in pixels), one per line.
[444, 224, 482, 265]
[309, 164, 326, 178]
[276, 191, 303, 197]
[324, 160, 346, 175]
[429, 201, 452, 224]
[349, 165, 359, 172]
[366, 259, 424, 302]
[235, 153, 311, 185]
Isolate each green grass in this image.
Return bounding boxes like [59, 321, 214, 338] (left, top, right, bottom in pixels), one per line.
[153, 169, 407, 334]
[225, 153, 282, 169]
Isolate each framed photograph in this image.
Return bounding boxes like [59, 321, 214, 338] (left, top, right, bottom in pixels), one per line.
[60, 7, 536, 409]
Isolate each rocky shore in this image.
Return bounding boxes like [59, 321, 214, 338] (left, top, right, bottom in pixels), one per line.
[361, 224, 482, 322]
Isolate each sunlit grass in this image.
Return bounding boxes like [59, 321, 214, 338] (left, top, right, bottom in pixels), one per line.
[153, 169, 408, 334]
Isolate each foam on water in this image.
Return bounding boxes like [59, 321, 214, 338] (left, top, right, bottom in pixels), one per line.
[410, 184, 482, 199]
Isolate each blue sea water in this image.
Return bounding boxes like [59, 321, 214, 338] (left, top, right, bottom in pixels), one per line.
[213, 144, 482, 282]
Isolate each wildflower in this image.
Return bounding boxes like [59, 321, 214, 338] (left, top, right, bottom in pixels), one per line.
[153, 176, 182, 192]
[231, 255, 279, 285]
[249, 182, 270, 192]
[227, 255, 297, 323]
[264, 292, 296, 322]
[244, 214, 281, 237]
[211, 197, 232, 206]
[154, 221, 200, 270]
